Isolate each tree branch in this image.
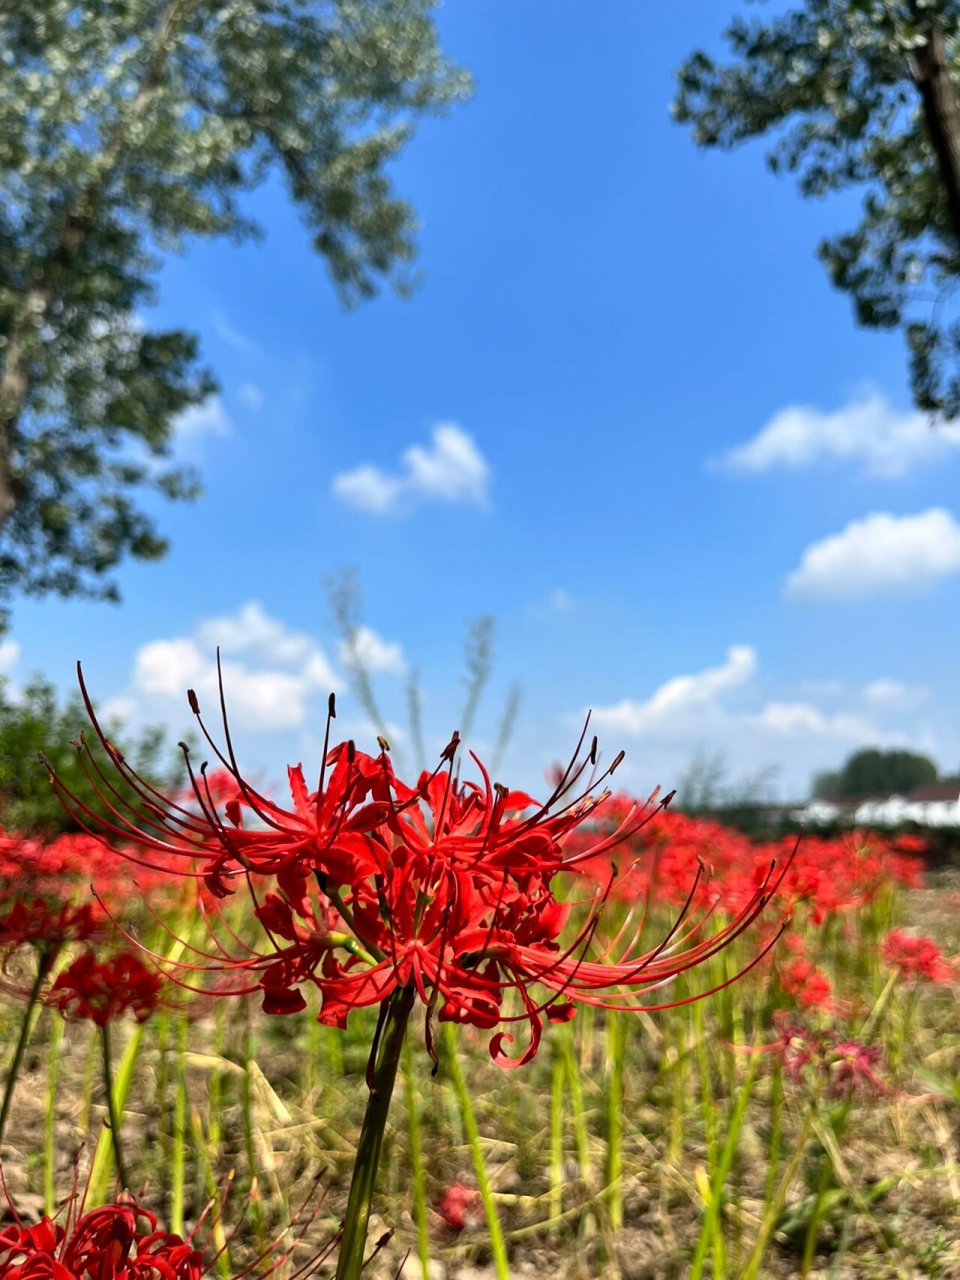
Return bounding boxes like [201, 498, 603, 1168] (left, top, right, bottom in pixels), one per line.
[0, 0, 187, 533]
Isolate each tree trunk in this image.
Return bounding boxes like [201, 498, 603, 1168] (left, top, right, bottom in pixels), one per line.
[0, 0, 185, 535]
[910, 13, 960, 249]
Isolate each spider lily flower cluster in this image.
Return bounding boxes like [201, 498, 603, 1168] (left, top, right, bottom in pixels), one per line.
[47, 949, 163, 1026]
[45, 667, 794, 1067]
[0, 1174, 342, 1280]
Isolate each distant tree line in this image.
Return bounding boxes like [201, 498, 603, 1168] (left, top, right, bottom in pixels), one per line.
[812, 747, 958, 800]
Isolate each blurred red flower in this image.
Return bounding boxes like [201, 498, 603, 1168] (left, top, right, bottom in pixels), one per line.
[779, 957, 832, 1011]
[47, 949, 164, 1026]
[882, 928, 955, 983]
[437, 1181, 481, 1231]
[767, 1011, 885, 1098]
[0, 897, 100, 957]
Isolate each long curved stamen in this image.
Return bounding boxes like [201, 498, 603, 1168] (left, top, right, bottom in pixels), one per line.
[316, 692, 337, 818]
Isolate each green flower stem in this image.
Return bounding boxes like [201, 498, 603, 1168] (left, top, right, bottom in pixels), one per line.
[190, 1105, 233, 1280]
[548, 1037, 565, 1228]
[100, 1020, 131, 1190]
[441, 1022, 509, 1280]
[800, 1099, 853, 1279]
[171, 1014, 189, 1234]
[561, 1023, 592, 1189]
[0, 948, 54, 1150]
[761, 1058, 784, 1215]
[44, 1013, 64, 1214]
[240, 1005, 265, 1250]
[402, 1037, 431, 1280]
[89, 1022, 146, 1202]
[741, 1109, 814, 1280]
[336, 985, 416, 1280]
[689, 1050, 760, 1280]
[604, 1012, 626, 1231]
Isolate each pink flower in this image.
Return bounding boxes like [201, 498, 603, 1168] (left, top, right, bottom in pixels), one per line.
[766, 1011, 886, 1098]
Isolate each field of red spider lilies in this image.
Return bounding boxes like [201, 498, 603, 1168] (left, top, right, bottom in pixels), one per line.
[0, 709, 959, 1280]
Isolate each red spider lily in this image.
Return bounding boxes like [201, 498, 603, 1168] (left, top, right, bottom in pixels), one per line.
[0, 1169, 344, 1280]
[778, 957, 833, 1011]
[570, 808, 927, 938]
[46, 949, 164, 1026]
[436, 1181, 481, 1232]
[0, 898, 101, 958]
[47, 668, 795, 1068]
[0, 828, 192, 929]
[0, 1199, 203, 1280]
[881, 928, 955, 983]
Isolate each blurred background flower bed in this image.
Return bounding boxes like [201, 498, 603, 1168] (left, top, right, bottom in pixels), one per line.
[0, 808, 957, 1280]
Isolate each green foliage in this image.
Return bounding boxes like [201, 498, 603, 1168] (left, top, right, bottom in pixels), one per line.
[674, 1, 960, 416]
[0, 676, 174, 834]
[812, 746, 939, 797]
[0, 1, 469, 606]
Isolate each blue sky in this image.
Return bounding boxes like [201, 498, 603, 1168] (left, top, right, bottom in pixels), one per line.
[7, 2, 960, 801]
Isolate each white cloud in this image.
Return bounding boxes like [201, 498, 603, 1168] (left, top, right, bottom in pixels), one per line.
[126, 602, 340, 732]
[339, 625, 406, 676]
[528, 587, 579, 619]
[862, 679, 928, 709]
[195, 601, 327, 672]
[0, 639, 20, 676]
[717, 391, 960, 479]
[548, 588, 577, 613]
[136, 638, 207, 698]
[212, 311, 260, 355]
[751, 702, 879, 741]
[574, 646, 933, 801]
[173, 395, 232, 442]
[403, 425, 490, 505]
[99, 695, 137, 722]
[590, 645, 756, 736]
[332, 424, 491, 516]
[332, 465, 403, 515]
[785, 509, 960, 600]
[237, 383, 264, 411]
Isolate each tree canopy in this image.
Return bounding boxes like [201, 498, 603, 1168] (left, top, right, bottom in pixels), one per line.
[0, 676, 175, 835]
[812, 746, 939, 798]
[0, 1, 468, 608]
[674, 0, 960, 417]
